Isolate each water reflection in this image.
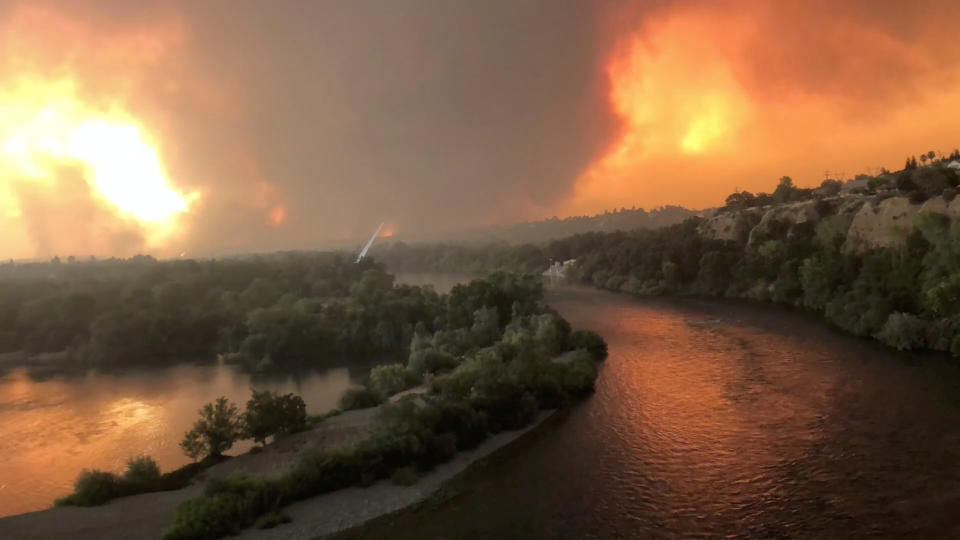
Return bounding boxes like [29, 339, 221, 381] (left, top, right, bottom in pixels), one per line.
[0, 362, 359, 517]
[342, 286, 960, 539]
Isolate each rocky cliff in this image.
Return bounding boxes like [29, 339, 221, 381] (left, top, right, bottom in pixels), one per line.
[698, 194, 960, 253]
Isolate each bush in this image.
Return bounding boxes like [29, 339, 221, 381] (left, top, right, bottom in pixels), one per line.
[368, 364, 420, 397]
[123, 455, 161, 488]
[163, 476, 282, 540]
[243, 390, 307, 445]
[432, 399, 489, 450]
[408, 348, 458, 375]
[562, 350, 599, 396]
[567, 330, 607, 360]
[338, 386, 384, 410]
[943, 188, 957, 202]
[281, 450, 363, 502]
[875, 312, 927, 351]
[418, 432, 458, 470]
[56, 470, 122, 506]
[471, 382, 539, 433]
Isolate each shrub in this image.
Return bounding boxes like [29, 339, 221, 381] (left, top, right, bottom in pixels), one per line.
[408, 348, 458, 375]
[432, 399, 489, 450]
[181, 397, 244, 460]
[418, 432, 458, 470]
[338, 386, 384, 410]
[368, 364, 420, 397]
[123, 455, 161, 488]
[561, 350, 599, 396]
[944, 187, 958, 202]
[875, 312, 927, 351]
[390, 466, 418, 486]
[470, 380, 539, 433]
[567, 330, 607, 360]
[163, 476, 282, 540]
[56, 470, 122, 506]
[243, 390, 307, 445]
[281, 449, 363, 502]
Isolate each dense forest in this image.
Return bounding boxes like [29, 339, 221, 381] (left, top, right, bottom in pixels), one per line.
[375, 153, 960, 358]
[0, 253, 444, 370]
[55, 271, 607, 539]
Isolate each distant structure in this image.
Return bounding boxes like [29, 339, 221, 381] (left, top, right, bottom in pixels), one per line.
[947, 160, 960, 170]
[543, 259, 576, 279]
[355, 222, 384, 263]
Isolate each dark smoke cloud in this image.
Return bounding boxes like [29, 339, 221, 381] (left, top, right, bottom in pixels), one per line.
[173, 0, 622, 251]
[6, 0, 960, 258]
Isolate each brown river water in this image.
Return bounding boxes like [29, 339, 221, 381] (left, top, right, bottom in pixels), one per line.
[0, 272, 457, 518]
[341, 285, 960, 539]
[4, 279, 960, 539]
[0, 363, 364, 517]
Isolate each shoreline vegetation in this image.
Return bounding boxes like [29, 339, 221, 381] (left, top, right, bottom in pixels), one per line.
[373, 152, 960, 361]
[14, 271, 606, 539]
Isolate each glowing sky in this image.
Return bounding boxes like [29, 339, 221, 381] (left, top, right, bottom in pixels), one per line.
[2, 0, 960, 258]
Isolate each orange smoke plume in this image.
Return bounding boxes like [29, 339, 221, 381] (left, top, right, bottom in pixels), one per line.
[561, 0, 960, 215]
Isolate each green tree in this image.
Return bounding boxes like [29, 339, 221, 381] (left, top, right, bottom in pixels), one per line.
[181, 397, 244, 460]
[368, 364, 419, 397]
[819, 179, 843, 196]
[243, 390, 307, 445]
[773, 176, 797, 204]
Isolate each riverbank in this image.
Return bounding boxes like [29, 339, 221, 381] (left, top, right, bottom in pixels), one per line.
[234, 410, 556, 540]
[0, 401, 556, 540]
[319, 285, 960, 539]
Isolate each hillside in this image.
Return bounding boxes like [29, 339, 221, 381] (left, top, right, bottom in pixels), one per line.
[397, 205, 699, 245]
[375, 151, 960, 358]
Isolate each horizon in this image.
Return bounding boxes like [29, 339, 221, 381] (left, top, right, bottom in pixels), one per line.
[3, 0, 960, 260]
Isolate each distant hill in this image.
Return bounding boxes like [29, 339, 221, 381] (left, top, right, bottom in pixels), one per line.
[403, 205, 701, 245]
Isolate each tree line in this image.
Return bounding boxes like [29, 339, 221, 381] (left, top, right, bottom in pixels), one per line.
[375, 159, 960, 358]
[0, 253, 445, 370]
[54, 272, 608, 539]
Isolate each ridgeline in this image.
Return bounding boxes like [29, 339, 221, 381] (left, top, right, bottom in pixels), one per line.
[374, 150, 960, 358]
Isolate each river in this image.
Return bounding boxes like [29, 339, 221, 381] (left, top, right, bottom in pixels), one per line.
[0, 362, 367, 517]
[6, 280, 960, 535]
[341, 285, 960, 539]
[0, 271, 457, 518]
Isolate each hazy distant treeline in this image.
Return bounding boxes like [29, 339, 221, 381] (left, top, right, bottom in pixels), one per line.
[0, 253, 442, 369]
[430, 205, 698, 244]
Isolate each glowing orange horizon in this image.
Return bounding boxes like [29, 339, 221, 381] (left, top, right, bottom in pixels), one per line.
[560, 3, 960, 217]
[0, 77, 195, 239]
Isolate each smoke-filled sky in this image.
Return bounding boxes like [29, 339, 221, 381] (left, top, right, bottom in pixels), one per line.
[2, 0, 960, 259]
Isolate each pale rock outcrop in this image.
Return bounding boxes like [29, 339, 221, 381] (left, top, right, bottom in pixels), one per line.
[697, 207, 764, 243]
[698, 194, 959, 254]
[843, 196, 919, 253]
[747, 199, 822, 246]
[842, 195, 960, 253]
[922, 195, 960, 219]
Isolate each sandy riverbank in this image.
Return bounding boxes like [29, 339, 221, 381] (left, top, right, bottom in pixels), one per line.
[0, 405, 555, 540]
